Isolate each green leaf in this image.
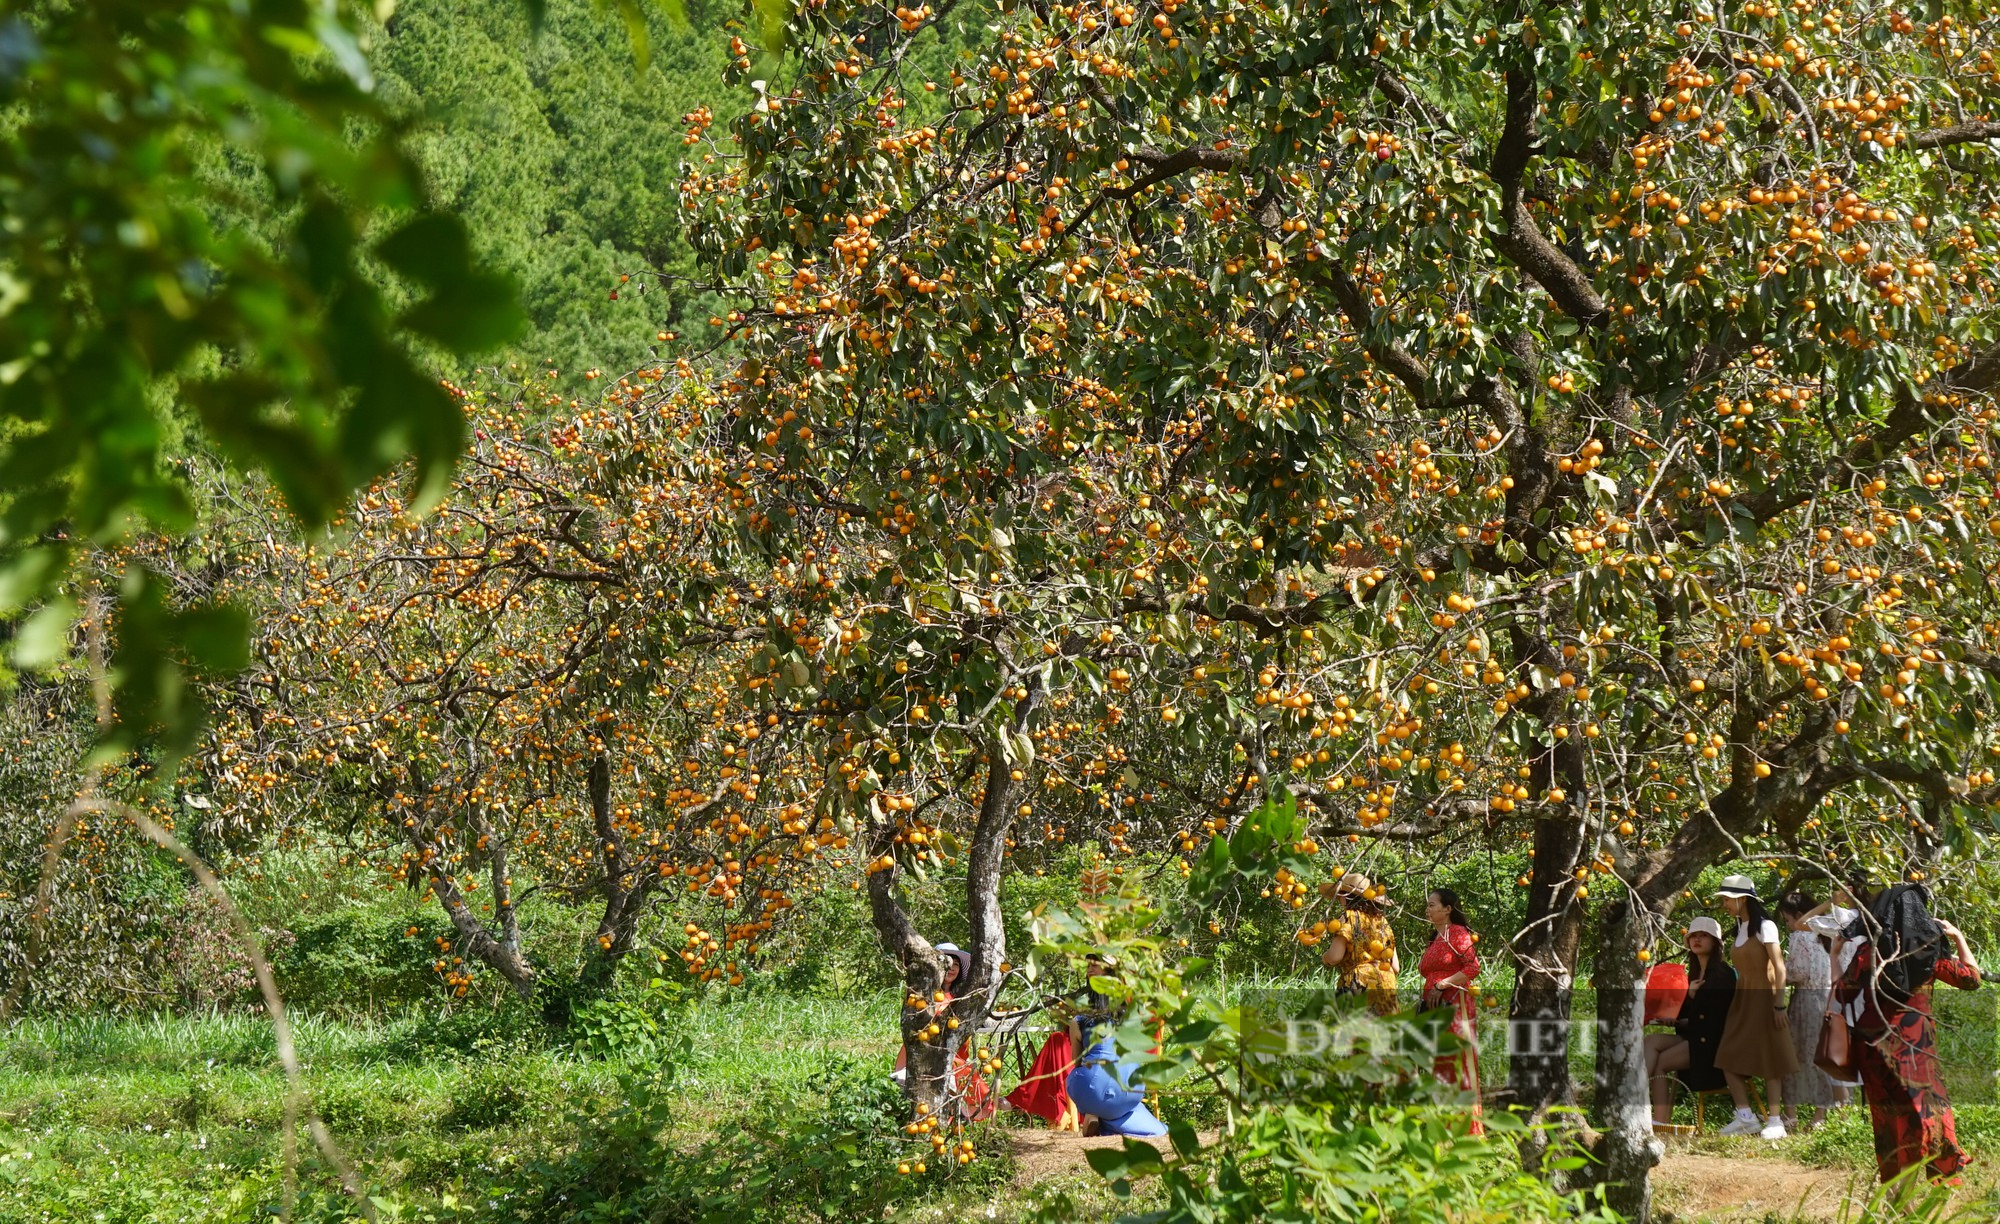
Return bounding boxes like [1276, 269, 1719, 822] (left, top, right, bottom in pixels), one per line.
[177, 603, 252, 674]
[310, 8, 374, 89]
[1187, 834, 1232, 900]
[12, 599, 75, 670]
[1084, 1138, 1165, 1181]
[0, 548, 62, 615]
[378, 214, 524, 353]
[608, 0, 653, 71]
[752, 0, 789, 53]
[1170, 1018, 1220, 1045]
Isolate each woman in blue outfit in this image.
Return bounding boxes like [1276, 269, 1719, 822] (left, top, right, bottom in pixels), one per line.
[1065, 1036, 1168, 1136]
[1061, 955, 1168, 1136]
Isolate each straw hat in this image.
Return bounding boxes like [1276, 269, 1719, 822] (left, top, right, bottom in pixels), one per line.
[1711, 874, 1759, 900]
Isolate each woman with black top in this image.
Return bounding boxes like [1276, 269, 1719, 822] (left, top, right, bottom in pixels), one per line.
[1644, 916, 1737, 1125]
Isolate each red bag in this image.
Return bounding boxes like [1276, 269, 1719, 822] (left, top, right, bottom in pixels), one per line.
[1644, 963, 1689, 1024]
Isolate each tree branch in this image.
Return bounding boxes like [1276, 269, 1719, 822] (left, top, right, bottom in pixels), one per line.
[1068, 144, 1245, 232]
[1490, 69, 1608, 325]
[1908, 121, 2000, 149]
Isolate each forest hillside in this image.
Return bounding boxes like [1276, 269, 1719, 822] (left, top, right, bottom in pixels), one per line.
[374, 0, 743, 380]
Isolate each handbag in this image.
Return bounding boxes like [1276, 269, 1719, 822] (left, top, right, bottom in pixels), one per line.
[1814, 1009, 1851, 1080]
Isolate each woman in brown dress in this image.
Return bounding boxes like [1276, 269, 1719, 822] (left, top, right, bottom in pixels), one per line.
[1711, 875, 1799, 1138]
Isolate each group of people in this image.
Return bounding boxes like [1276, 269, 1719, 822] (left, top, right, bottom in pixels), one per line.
[897, 869, 1983, 1191]
[1317, 875, 1487, 1133]
[1003, 877, 1489, 1137]
[892, 943, 1169, 1136]
[1643, 874, 1983, 1185]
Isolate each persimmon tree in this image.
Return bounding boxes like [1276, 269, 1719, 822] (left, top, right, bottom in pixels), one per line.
[656, 0, 2000, 1211]
[189, 376, 820, 1014]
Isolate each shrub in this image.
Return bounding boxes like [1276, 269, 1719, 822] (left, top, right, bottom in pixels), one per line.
[564, 973, 691, 1062]
[375, 1002, 546, 1062]
[440, 1061, 555, 1131]
[686, 1057, 922, 1221]
[312, 1073, 422, 1136]
[511, 1066, 682, 1223]
[273, 909, 453, 1015]
[569, 995, 664, 1062]
[157, 887, 288, 1011]
[507, 1049, 1003, 1223]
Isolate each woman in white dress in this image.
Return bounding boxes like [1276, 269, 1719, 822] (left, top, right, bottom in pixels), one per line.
[1777, 891, 1843, 1129]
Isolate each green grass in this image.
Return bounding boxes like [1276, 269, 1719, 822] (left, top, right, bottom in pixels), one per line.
[0, 992, 1066, 1224]
[2, 982, 1986, 1223]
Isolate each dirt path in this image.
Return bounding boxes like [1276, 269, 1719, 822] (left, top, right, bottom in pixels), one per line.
[1006, 1129, 1209, 1187]
[1006, 1130, 1866, 1221]
[1653, 1152, 1860, 1222]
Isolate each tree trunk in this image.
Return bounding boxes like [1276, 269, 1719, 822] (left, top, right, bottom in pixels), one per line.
[427, 869, 538, 1000]
[396, 764, 539, 1001]
[865, 682, 1041, 1113]
[901, 997, 959, 1117]
[1501, 620, 1591, 1131]
[1569, 694, 1862, 1218]
[548, 753, 655, 1025]
[1590, 897, 1660, 1222]
[866, 849, 958, 1115]
[1506, 813, 1587, 1118]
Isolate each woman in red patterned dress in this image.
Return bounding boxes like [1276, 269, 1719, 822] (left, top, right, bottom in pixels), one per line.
[1419, 887, 1483, 1135]
[893, 943, 994, 1121]
[1836, 912, 1982, 1185]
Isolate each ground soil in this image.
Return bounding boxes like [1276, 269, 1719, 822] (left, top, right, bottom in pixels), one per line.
[1651, 1151, 1859, 1222]
[1005, 1130, 1872, 1221]
[1006, 1128, 1211, 1188]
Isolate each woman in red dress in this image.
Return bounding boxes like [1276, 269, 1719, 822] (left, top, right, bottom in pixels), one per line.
[1835, 911, 1982, 1184]
[893, 942, 994, 1121]
[1419, 887, 1483, 1135]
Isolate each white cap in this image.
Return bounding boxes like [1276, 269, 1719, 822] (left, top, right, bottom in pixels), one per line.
[1685, 916, 1724, 943]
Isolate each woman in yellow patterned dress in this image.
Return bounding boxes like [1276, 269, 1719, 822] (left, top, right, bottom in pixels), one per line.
[1320, 873, 1400, 1014]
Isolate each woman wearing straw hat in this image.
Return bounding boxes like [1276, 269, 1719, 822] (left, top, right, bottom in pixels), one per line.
[1710, 875, 1799, 1138]
[892, 942, 994, 1120]
[1319, 872, 1400, 1015]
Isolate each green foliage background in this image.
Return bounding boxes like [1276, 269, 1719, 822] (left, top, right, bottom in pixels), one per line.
[369, 0, 748, 382]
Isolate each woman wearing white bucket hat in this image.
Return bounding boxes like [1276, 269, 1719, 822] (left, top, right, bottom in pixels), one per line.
[890, 942, 993, 1120]
[1644, 916, 1735, 1125]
